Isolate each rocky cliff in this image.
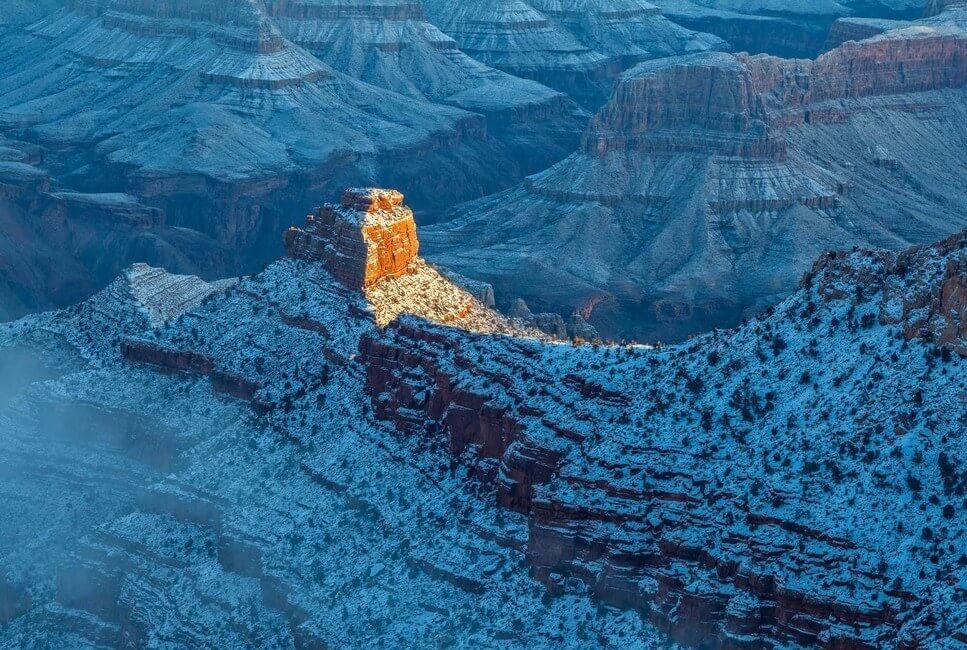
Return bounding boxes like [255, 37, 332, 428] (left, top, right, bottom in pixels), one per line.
[284, 189, 421, 290]
[420, 0, 725, 108]
[0, 195, 963, 647]
[364, 229, 967, 647]
[0, 0, 594, 320]
[423, 10, 967, 342]
[652, 0, 927, 58]
[824, 17, 905, 50]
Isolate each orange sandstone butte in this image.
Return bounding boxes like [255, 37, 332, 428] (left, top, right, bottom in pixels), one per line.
[284, 188, 419, 289]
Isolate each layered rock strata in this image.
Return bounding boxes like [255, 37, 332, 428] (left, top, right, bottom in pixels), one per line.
[0, 195, 963, 647]
[364, 229, 967, 648]
[420, 0, 724, 107]
[262, 0, 585, 178]
[424, 13, 967, 341]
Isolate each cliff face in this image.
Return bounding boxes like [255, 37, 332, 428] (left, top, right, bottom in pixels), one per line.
[362, 228, 967, 649]
[420, 0, 724, 108]
[0, 0, 591, 320]
[584, 52, 783, 158]
[424, 11, 967, 342]
[284, 189, 420, 290]
[589, 26, 967, 153]
[754, 27, 967, 106]
[0, 199, 962, 647]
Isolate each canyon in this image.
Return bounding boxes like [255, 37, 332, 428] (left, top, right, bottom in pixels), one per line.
[424, 4, 967, 341]
[0, 191, 964, 647]
[2, 1, 965, 339]
[0, 0, 586, 320]
[0, 1, 965, 647]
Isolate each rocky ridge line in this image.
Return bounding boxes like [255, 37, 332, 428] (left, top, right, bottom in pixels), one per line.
[1, 190, 964, 647]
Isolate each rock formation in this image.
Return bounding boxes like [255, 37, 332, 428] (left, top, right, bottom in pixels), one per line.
[0, 0, 589, 319]
[0, 197, 963, 647]
[262, 0, 586, 179]
[419, 0, 725, 107]
[284, 189, 420, 290]
[824, 16, 906, 50]
[423, 10, 967, 341]
[652, 0, 926, 58]
[363, 227, 967, 648]
[804, 230, 967, 357]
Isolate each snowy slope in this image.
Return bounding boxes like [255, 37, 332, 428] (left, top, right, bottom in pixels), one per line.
[0, 196, 963, 646]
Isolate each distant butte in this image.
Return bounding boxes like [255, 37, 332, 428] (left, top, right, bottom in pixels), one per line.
[423, 6, 967, 342]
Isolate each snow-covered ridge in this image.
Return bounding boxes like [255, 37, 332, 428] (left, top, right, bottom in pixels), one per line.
[121, 263, 237, 327]
[0, 197, 963, 645]
[365, 228, 967, 646]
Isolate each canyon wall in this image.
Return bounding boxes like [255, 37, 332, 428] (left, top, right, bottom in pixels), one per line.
[420, 0, 724, 108]
[0, 0, 591, 319]
[365, 229, 967, 648]
[424, 10, 967, 342]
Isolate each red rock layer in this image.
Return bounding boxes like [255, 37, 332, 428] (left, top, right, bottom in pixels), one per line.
[283, 188, 419, 290]
[746, 33, 967, 108]
[585, 29, 967, 157]
[358, 322, 925, 648]
[358, 233, 967, 646]
[120, 340, 272, 411]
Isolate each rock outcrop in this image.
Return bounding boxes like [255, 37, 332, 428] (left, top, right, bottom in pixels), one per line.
[420, 0, 724, 107]
[424, 11, 967, 342]
[285, 188, 530, 330]
[805, 230, 967, 357]
[0, 199, 963, 647]
[285, 189, 420, 290]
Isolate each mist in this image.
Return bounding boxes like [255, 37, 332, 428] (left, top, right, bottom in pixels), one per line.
[0, 344, 218, 626]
